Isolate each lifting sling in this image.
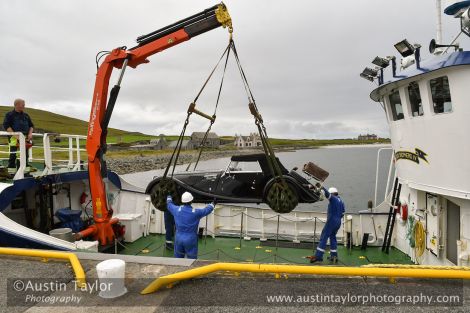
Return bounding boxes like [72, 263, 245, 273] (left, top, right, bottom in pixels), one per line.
[151, 39, 299, 213]
[230, 41, 298, 213]
[150, 41, 232, 211]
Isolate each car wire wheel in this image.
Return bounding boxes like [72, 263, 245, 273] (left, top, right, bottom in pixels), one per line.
[265, 180, 298, 213]
[150, 178, 179, 211]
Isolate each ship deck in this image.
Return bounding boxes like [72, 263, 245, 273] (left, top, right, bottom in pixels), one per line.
[120, 234, 413, 266]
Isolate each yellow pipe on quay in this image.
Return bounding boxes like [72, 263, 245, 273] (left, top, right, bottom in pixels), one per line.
[141, 262, 470, 294]
[0, 247, 86, 288]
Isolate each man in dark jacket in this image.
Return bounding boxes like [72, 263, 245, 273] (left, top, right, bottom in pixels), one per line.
[3, 99, 34, 168]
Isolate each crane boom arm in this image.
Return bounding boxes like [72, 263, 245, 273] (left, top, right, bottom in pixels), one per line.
[83, 3, 232, 245]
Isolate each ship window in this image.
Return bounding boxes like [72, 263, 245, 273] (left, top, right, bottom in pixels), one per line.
[430, 76, 452, 113]
[408, 82, 423, 116]
[388, 90, 404, 121]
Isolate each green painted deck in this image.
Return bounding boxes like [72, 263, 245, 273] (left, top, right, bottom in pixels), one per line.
[119, 234, 413, 266]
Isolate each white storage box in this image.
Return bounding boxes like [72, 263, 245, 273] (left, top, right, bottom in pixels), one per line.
[75, 240, 99, 252]
[114, 213, 143, 242]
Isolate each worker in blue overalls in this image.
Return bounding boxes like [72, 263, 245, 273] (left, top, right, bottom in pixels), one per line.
[166, 192, 215, 259]
[308, 184, 345, 263]
[164, 211, 175, 250]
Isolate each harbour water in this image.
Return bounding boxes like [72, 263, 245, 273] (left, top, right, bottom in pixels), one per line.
[123, 145, 393, 213]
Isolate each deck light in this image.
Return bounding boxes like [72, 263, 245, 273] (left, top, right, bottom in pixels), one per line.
[372, 56, 390, 68]
[461, 7, 470, 36]
[444, 2, 470, 37]
[394, 39, 415, 57]
[360, 73, 374, 81]
[362, 67, 378, 77]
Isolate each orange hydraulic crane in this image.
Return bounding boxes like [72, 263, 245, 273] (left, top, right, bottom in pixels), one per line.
[80, 3, 232, 246]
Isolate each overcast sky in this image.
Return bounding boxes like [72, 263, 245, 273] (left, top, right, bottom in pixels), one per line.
[1, 0, 467, 139]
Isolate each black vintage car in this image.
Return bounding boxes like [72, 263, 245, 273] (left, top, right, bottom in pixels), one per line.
[146, 154, 322, 213]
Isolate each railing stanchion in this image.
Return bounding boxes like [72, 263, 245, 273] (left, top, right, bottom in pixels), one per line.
[313, 217, 317, 254]
[239, 212, 243, 249]
[275, 214, 280, 263]
[205, 215, 208, 245]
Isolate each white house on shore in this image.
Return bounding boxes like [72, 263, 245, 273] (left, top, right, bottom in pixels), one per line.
[234, 133, 262, 148]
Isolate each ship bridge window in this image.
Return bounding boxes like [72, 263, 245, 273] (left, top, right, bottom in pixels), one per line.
[408, 82, 423, 116]
[388, 90, 404, 121]
[430, 76, 452, 114]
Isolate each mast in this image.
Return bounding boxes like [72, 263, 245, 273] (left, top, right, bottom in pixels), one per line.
[436, 0, 443, 44]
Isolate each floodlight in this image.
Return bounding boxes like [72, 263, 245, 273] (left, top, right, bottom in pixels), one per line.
[444, 1, 470, 37]
[394, 39, 415, 57]
[372, 56, 390, 68]
[360, 73, 374, 81]
[462, 8, 470, 36]
[362, 67, 378, 77]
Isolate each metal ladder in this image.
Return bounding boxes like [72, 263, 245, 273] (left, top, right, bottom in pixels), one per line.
[382, 177, 402, 253]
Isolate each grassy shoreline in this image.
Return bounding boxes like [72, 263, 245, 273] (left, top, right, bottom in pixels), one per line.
[107, 139, 390, 159]
[106, 141, 390, 174]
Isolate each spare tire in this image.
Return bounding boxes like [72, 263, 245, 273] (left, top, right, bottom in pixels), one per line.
[265, 179, 298, 213]
[150, 178, 180, 211]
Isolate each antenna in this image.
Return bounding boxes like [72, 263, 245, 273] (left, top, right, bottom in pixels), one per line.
[436, 0, 443, 44]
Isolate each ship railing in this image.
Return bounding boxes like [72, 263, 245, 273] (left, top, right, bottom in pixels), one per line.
[0, 131, 28, 180]
[0, 132, 88, 179]
[374, 147, 395, 208]
[145, 204, 389, 263]
[216, 209, 327, 242]
[38, 133, 87, 175]
[200, 205, 332, 244]
[195, 204, 390, 249]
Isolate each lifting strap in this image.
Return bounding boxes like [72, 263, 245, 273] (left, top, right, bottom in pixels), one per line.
[189, 39, 233, 171]
[230, 41, 282, 178]
[156, 38, 298, 213]
[230, 41, 298, 213]
[163, 41, 232, 178]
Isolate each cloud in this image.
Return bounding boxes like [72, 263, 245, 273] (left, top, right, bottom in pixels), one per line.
[1, 0, 464, 139]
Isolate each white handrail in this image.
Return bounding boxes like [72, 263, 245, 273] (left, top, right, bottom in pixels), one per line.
[0, 131, 26, 179]
[384, 149, 395, 202]
[1, 132, 87, 179]
[374, 147, 393, 208]
[42, 133, 86, 175]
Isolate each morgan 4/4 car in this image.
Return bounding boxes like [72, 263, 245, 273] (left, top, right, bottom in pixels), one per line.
[146, 154, 325, 213]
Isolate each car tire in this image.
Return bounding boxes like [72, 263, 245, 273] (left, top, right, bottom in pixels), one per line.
[150, 178, 180, 211]
[264, 178, 299, 214]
